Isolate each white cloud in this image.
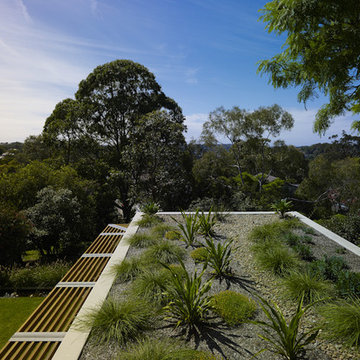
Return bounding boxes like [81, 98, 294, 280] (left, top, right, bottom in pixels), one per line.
[16, 0, 32, 24]
[184, 113, 208, 141]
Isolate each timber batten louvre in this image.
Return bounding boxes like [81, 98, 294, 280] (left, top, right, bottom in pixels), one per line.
[0, 224, 128, 360]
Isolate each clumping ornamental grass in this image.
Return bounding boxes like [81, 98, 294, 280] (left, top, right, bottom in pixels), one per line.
[112, 257, 150, 283]
[127, 233, 160, 248]
[116, 337, 219, 360]
[144, 241, 186, 264]
[251, 242, 300, 276]
[319, 297, 360, 348]
[151, 223, 177, 238]
[78, 297, 155, 344]
[281, 269, 334, 304]
[211, 290, 257, 326]
[136, 214, 162, 228]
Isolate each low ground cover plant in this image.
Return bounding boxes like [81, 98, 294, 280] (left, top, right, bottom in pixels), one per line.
[309, 255, 349, 282]
[336, 270, 360, 298]
[165, 230, 181, 240]
[190, 247, 208, 263]
[151, 224, 177, 238]
[211, 290, 257, 326]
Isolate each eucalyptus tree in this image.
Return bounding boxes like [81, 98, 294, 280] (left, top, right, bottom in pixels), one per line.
[201, 104, 294, 190]
[258, 0, 360, 133]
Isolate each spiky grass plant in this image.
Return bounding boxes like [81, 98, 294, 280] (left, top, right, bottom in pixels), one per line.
[211, 291, 257, 326]
[136, 214, 162, 228]
[144, 241, 186, 264]
[172, 210, 200, 248]
[190, 247, 208, 263]
[281, 270, 334, 304]
[127, 233, 160, 248]
[251, 294, 319, 360]
[204, 237, 233, 278]
[111, 257, 150, 282]
[141, 201, 160, 215]
[251, 242, 300, 276]
[78, 298, 155, 344]
[151, 223, 177, 238]
[116, 337, 219, 360]
[319, 297, 360, 348]
[271, 199, 292, 218]
[198, 208, 216, 237]
[162, 259, 213, 329]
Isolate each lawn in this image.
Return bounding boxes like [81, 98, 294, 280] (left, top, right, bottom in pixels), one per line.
[0, 297, 44, 348]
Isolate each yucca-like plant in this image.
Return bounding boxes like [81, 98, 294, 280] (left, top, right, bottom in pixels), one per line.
[271, 199, 293, 218]
[204, 237, 233, 278]
[161, 259, 213, 328]
[172, 210, 200, 248]
[251, 294, 319, 360]
[198, 208, 216, 237]
[141, 201, 160, 215]
[78, 297, 155, 344]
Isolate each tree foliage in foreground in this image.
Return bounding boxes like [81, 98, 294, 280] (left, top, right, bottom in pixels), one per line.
[258, 0, 360, 133]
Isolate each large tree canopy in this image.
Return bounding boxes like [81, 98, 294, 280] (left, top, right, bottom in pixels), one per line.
[258, 0, 360, 133]
[45, 60, 187, 221]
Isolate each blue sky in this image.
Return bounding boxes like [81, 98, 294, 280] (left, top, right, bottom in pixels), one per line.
[0, 0, 355, 145]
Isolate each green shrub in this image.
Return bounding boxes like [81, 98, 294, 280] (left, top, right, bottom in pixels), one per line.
[128, 233, 160, 248]
[78, 298, 155, 344]
[303, 227, 316, 236]
[281, 270, 334, 304]
[0, 267, 10, 290]
[197, 209, 216, 237]
[172, 210, 200, 248]
[319, 297, 360, 348]
[10, 261, 69, 290]
[212, 291, 257, 326]
[310, 255, 349, 282]
[204, 237, 233, 278]
[112, 257, 149, 283]
[141, 201, 160, 215]
[336, 271, 360, 298]
[251, 294, 319, 360]
[283, 233, 301, 247]
[136, 214, 162, 228]
[162, 260, 213, 328]
[165, 230, 181, 240]
[190, 247, 208, 263]
[116, 338, 219, 360]
[144, 241, 186, 264]
[252, 242, 300, 276]
[151, 224, 177, 238]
